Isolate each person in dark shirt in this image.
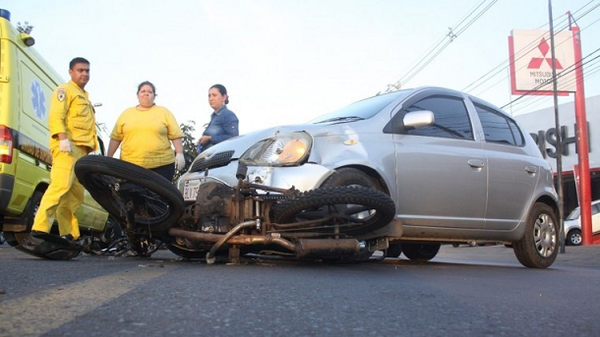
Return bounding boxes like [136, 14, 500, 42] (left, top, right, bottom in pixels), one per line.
[197, 84, 239, 152]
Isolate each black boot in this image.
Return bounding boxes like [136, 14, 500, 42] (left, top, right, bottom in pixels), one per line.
[16, 231, 82, 260]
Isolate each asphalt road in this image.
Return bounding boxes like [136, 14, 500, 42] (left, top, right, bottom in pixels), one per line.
[1, 243, 599, 336]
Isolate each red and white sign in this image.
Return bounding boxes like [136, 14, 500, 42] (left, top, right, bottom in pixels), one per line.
[508, 29, 576, 95]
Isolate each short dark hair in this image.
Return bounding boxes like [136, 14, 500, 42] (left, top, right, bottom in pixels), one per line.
[137, 81, 157, 95]
[210, 84, 229, 104]
[69, 57, 90, 70]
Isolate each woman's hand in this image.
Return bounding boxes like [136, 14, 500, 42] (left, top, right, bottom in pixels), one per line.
[175, 153, 185, 170]
[200, 135, 212, 145]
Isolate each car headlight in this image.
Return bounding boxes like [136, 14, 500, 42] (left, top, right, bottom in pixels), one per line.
[240, 131, 312, 166]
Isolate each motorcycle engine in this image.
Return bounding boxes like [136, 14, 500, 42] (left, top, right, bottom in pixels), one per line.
[189, 181, 234, 234]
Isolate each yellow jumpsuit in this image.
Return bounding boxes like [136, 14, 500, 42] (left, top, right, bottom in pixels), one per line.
[31, 80, 98, 239]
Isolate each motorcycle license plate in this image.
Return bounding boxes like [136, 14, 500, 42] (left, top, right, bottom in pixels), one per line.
[183, 179, 201, 201]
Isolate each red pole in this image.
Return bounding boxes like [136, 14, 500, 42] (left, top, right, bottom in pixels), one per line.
[571, 26, 593, 245]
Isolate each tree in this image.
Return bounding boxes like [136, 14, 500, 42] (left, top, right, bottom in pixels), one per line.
[173, 120, 199, 182]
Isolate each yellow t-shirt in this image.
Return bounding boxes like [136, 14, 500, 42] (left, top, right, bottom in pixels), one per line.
[110, 105, 184, 169]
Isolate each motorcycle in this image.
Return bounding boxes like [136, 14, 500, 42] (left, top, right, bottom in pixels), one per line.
[24, 156, 400, 263]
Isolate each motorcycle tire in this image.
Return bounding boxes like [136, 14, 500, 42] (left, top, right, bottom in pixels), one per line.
[273, 186, 395, 236]
[75, 156, 185, 233]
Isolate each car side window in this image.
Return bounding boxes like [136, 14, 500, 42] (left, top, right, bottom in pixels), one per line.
[592, 204, 600, 215]
[474, 103, 524, 146]
[403, 96, 473, 140]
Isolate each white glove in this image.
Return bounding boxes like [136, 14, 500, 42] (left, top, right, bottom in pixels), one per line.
[175, 153, 185, 171]
[59, 139, 72, 152]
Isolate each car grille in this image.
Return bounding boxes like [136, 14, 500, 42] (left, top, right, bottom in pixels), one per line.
[188, 150, 235, 173]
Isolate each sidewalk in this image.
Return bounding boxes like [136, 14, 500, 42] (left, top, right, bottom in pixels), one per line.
[553, 244, 600, 268]
[436, 243, 600, 269]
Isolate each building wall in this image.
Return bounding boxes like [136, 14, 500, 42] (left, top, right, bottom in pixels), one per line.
[515, 95, 600, 215]
[515, 95, 599, 172]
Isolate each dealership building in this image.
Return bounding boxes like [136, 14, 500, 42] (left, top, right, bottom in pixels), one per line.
[514, 95, 600, 216]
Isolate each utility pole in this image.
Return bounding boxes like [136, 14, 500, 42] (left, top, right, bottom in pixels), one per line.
[547, 0, 565, 253]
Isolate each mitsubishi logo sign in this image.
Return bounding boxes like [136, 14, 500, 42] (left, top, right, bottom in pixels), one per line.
[528, 38, 563, 70]
[509, 29, 576, 94]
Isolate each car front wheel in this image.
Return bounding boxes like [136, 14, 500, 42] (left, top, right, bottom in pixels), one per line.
[513, 202, 559, 268]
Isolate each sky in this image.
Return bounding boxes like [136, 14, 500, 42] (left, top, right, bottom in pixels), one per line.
[2, 0, 599, 142]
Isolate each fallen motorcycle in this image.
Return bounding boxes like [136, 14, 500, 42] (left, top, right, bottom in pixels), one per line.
[69, 156, 399, 264]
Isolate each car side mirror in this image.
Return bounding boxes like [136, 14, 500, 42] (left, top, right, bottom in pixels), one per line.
[403, 110, 434, 130]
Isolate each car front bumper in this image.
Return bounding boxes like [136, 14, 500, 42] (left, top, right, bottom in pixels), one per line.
[178, 160, 333, 202]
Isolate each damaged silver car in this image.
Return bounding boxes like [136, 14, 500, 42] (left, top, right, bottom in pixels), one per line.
[178, 86, 559, 268]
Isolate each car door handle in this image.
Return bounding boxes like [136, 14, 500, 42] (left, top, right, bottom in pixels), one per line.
[467, 159, 485, 168]
[525, 166, 538, 174]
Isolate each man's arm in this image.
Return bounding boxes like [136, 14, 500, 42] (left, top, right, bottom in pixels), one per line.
[48, 87, 69, 139]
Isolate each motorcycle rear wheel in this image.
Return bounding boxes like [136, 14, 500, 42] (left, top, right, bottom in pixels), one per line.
[75, 156, 185, 233]
[273, 186, 395, 236]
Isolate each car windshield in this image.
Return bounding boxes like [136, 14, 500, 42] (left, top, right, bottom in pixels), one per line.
[566, 207, 581, 220]
[309, 89, 412, 124]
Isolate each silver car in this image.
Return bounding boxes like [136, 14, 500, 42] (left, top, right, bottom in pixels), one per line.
[178, 87, 560, 268]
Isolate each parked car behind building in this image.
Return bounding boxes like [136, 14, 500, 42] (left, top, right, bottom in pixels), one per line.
[564, 199, 600, 245]
[178, 86, 560, 268]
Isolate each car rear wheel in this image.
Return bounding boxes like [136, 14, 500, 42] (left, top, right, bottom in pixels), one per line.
[401, 243, 441, 261]
[513, 202, 559, 268]
[566, 229, 582, 246]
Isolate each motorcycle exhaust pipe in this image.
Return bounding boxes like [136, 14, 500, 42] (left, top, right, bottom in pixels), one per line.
[295, 238, 360, 258]
[169, 227, 360, 261]
[169, 224, 297, 264]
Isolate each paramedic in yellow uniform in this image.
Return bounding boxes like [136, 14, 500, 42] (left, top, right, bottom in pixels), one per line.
[30, 57, 98, 240]
[106, 81, 185, 181]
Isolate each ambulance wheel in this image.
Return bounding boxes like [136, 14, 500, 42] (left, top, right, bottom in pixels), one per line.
[5, 190, 44, 246]
[4, 232, 22, 247]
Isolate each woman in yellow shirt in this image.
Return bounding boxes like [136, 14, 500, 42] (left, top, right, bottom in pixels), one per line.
[107, 81, 185, 181]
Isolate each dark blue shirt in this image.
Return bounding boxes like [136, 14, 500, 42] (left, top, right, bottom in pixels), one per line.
[201, 105, 239, 152]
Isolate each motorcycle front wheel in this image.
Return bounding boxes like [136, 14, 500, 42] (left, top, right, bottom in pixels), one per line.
[75, 156, 185, 233]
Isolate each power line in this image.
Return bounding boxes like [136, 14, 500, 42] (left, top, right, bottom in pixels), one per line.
[381, 0, 498, 93]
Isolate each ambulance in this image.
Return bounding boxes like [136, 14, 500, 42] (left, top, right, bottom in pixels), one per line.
[0, 9, 111, 246]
